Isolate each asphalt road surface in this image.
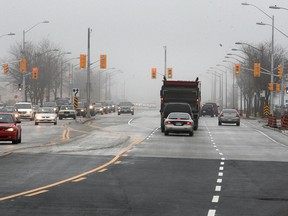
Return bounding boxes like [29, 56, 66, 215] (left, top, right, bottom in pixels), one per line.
[0, 108, 288, 216]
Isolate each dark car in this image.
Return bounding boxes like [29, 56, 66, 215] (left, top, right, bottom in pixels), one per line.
[0, 106, 20, 121]
[218, 108, 240, 126]
[0, 113, 22, 144]
[161, 102, 193, 132]
[76, 102, 87, 117]
[201, 104, 214, 117]
[94, 102, 104, 115]
[203, 102, 218, 117]
[118, 102, 134, 115]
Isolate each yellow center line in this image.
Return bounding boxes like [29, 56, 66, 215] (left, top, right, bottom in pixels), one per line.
[0, 136, 144, 201]
[72, 177, 86, 183]
[98, 168, 108, 173]
[25, 190, 49, 197]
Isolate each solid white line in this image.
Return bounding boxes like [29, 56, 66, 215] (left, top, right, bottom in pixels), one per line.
[212, 195, 219, 203]
[207, 209, 216, 216]
[215, 186, 221, 191]
[217, 179, 222, 183]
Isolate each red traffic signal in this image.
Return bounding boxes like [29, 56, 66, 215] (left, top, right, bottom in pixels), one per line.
[32, 67, 38, 79]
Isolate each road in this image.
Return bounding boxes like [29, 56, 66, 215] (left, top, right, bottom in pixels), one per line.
[0, 108, 288, 216]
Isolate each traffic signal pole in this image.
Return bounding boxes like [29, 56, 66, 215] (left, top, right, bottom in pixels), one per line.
[86, 28, 91, 118]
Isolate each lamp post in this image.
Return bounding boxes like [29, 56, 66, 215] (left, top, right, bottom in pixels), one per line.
[241, 2, 274, 114]
[0, 32, 15, 38]
[207, 70, 223, 108]
[269, 5, 288, 11]
[235, 42, 262, 52]
[215, 65, 229, 108]
[59, 53, 74, 99]
[108, 70, 123, 100]
[22, 20, 49, 102]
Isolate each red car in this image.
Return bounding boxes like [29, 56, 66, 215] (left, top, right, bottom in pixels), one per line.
[0, 113, 22, 144]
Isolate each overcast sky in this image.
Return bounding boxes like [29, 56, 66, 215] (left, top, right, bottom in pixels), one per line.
[1, 0, 288, 104]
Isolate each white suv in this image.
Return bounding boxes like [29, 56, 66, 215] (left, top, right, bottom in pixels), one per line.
[14, 102, 34, 121]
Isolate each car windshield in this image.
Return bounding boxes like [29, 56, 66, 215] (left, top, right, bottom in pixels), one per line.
[43, 102, 56, 107]
[95, 103, 102, 107]
[60, 106, 74, 110]
[15, 104, 31, 109]
[168, 113, 190, 120]
[0, 107, 16, 112]
[0, 114, 14, 123]
[119, 102, 133, 106]
[37, 107, 55, 113]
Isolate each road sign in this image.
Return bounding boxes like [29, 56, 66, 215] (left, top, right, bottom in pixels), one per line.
[74, 97, 79, 109]
[263, 104, 270, 116]
[72, 88, 79, 97]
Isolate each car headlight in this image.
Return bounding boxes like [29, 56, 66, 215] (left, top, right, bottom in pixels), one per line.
[89, 105, 93, 109]
[100, 108, 103, 111]
[15, 114, 19, 118]
[81, 109, 84, 112]
[6, 128, 15, 132]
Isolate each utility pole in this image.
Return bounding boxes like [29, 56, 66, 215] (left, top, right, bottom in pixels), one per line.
[86, 28, 91, 118]
[164, 46, 167, 78]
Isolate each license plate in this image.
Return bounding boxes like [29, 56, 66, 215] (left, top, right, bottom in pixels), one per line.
[175, 122, 182, 126]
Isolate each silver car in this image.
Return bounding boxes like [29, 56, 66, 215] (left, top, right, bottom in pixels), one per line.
[164, 112, 194, 136]
[35, 107, 57, 125]
[218, 108, 240, 126]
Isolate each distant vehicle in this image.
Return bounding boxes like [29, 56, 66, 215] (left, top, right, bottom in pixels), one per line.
[164, 112, 194, 136]
[201, 104, 214, 117]
[100, 102, 108, 114]
[160, 102, 193, 132]
[76, 102, 87, 117]
[0, 113, 22, 144]
[94, 102, 104, 115]
[88, 103, 96, 116]
[160, 79, 201, 130]
[0, 106, 20, 121]
[58, 105, 76, 120]
[0, 103, 6, 109]
[118, 101, 134, 115]
[35, 107, 57, 125]
[218, 108, 240, 126]
[43, 101, 59, 113]
[14, 102, 34, 121]
[203, 102, 218, 117]
[55, 98, 70, 110]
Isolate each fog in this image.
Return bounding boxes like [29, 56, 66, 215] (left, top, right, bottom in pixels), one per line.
[1, 0, 288, 105]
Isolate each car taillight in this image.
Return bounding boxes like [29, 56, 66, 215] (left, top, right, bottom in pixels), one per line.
[186, 122, 191, 125]
[177, 118, 182, 120]
[166, 121, 172, 124]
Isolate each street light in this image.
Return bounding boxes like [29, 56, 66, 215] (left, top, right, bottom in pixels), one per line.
[22, 20, 49, 102]
[59, 52, 73, 98]
[0, 32, 15, 38]
[227, 53, 246, 60]
[269, 5, 288, 11]
[235, 42, 262, 52]
[208, 69, 223, 107]
[225, 56, 244, 64]
[242, 2, 274, 115]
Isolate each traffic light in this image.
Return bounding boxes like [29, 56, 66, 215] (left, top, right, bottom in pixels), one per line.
[18, 84, 22, 91]
[32, 67, 38, 79]
[80, 54, 86, 68]
[278, 64, 283, 79]
[151, 68, 157, 79]
[167, 68, 173, 79]
[234, 64, 241, 76]
[253, 63, 260, 77]
[20, 58, 27, 72]
[268, 82, 273, 91]
[275, 83, 281, 93]
[3, 64, 8, 74]
[100, 54, 107, 69]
